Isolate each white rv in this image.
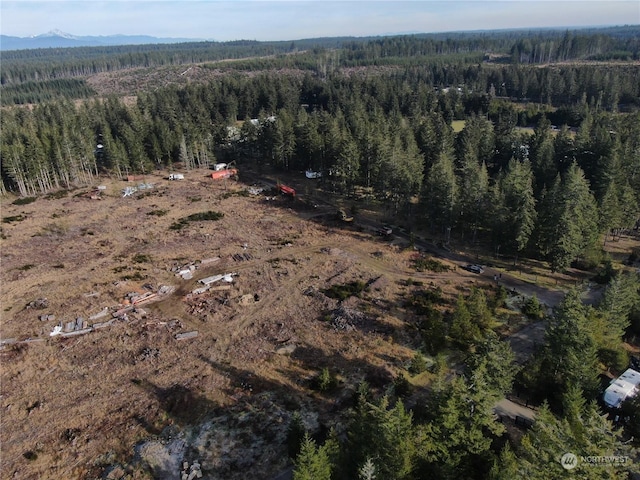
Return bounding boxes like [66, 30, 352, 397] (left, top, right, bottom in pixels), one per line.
[603, 368, 640, 408]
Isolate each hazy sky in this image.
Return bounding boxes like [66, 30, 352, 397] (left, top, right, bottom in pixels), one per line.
[2, 1, 639, 41]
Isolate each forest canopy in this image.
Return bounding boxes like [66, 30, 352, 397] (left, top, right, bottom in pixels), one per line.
[1, 26, 639, 269]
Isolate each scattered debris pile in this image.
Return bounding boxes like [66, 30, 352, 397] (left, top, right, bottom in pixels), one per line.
[175, 331, 199, 341]
[329, 305, 369, 331]
[247, 186, 264, 195]
[50, 317, 91, 338]
[26, 298, 49, 310]
[46, 285, 175, 338]
[181, 460, 203, 479]
[122, 183, 154, 197]
[171, 257, 221, 280]
[138, 347, 160, 362]
[191, 272, 237, 295]
[129, 392, 305, 479]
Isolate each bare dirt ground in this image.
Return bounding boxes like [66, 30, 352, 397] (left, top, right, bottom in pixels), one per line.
[0, 170, 486, 479]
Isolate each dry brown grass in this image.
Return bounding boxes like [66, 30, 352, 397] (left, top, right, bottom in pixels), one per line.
[3, 169, 633, 478]
[1, 170, 478, 479]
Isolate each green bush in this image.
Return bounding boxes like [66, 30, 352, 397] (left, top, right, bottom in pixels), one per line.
[287, 412, 306, 459]
[408, 352, 427, 375]
[490, 285, 508, 311]
[521, 294, 545, 320]
[45, 190, 69, 199]
[592, 260, 618, 285]
[170, 210, 224, 230]
[412, 255, 451, 272]
[324, 281, 367, 301]
[169, 220, 187, 230]
[393, 373, 412, 397]
[312, 367, 337, 392]
[405, 288, 445, 314]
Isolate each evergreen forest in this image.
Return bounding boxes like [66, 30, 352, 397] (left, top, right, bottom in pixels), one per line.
[2, 26, 640, 479]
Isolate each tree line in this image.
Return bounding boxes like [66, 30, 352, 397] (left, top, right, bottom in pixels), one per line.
[2, 67, 639, 270]
[2, 26, 638, 88]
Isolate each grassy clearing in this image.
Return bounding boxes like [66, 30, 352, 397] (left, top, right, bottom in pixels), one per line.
[451, 120, 466, 132]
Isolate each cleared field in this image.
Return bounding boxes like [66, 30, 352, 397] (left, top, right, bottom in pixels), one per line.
[1, 170, 486, 479]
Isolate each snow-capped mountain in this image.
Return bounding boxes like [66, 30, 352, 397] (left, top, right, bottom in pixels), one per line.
[1, 30, 203, 50]
[33, 29, 79, 40]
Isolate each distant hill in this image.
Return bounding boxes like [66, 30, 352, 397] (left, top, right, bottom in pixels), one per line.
[0, 30, 204, 51]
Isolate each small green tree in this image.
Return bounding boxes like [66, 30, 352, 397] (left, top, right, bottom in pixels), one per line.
[393, 373, 412, 398]
[313, 367, 336, 392]
[346, 397, 415, 480]
[449, 295, 480, 350]
[293, 433, 333, 480]
[408, 351, 427, 375]
[522, 294, 545, 320]
[287, 411, 306, 459]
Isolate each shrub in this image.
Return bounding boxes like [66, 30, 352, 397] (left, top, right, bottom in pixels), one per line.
[490, 285, 508, 311]
[45, 189, 69, 199]
[12, 197, 36, 205]
[2, 214, 27, 223]
[324, 280, 367, 301]
[412, 255, 451, 273]
[592, 260, 618, 285]
[121, 272, 146, 281]
[393, 373, 412, 397]
[287, 412, 306, 458]
[170, 210, 224, 230]
[132, 253, 151, 263]
[521, 294, 544, 320]
[405, 288, 445, 314]
[169, 220, 186, 231]
[408, 352, 427, 375]
[147, 209, 168, 216]
[185, 211, 224, 222]
[312, 367, 337, 392]
[23, 451, 38, 461]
